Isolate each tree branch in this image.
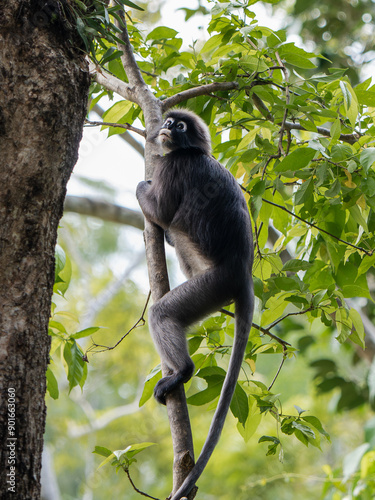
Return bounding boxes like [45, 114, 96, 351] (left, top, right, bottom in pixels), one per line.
[85, 118, 146, 137]
[111, 11, 195, 497]
[283, 121, 361, 145]
[89, 61, 139, 104]
[162, 81, 239, 112]
[63, 195, 145, 230]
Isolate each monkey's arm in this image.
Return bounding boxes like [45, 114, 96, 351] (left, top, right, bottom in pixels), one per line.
[136, 181, 165, 228]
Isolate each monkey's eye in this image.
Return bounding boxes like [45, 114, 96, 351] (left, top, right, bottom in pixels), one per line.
[163, 118, 174, 128]
[176, 121, 187, 132]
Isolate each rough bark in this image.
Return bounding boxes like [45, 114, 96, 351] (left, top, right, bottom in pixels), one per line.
[0, 1, 89, 498]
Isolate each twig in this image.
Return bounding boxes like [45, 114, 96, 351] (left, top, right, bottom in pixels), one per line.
[261, 198, 373, 256]
[220, 308, 291, 348]
[125, 468, 160, 500]
[275, 52, 289, 157]
[84, 291, 151, 356]
[268, 352, 287, 391]
[85, 118, 146, 137]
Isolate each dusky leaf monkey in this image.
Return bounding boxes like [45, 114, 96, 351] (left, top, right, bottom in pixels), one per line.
[136, 109, 254, 499]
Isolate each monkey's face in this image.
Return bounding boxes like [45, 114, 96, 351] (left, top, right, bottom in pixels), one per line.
[158, 117, 188, 152]
[158, 110, 212, 155]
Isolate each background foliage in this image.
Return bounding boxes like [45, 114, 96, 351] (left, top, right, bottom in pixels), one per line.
[46, 1, 375, 499]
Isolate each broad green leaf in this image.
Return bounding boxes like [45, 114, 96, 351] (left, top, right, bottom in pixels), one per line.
[349, 308, 365, 349]
[294, 178, 314, 206]
[120, 0, 144, 11]
[46, 366, 59, 400]
[93, 446, 112, 458]
[360, 148, 375, 173]
[63, 341, 86, 393]
[302, 416, 330, 441]
[278, 43, 316, 69]
[72, 327, 102, 339]
[274, 147, 316, 172]
[237, 396, 262, 442]
[146, 26, 178, 41]
[340, 81, 358, 128]
[201, 34, 224, 54]
[330, 118, 341, 141]
[139, 366, 162, 407]
[282, 259, 312, 272]
[240, 55, 268, 73]
[230, 384, 249, 424]
[103, 101, 133, 124]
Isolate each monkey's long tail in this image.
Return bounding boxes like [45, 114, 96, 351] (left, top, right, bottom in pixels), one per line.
[170, 280, 254, 500]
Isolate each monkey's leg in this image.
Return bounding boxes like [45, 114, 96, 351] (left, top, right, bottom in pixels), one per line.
[149, 268, 235, 404]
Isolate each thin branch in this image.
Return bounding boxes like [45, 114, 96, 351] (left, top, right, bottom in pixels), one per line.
[268, 353, 287, 391]
[220, 308, 291, 348]
[85, 118, 146, 137]
[84, 291, 151, 356]
[92, 104, 145, 156]
[161, 82, 239, 112]
[275, 52, 289, 157]
[125, 468, 160, 500]
[261, 198, 373, 256]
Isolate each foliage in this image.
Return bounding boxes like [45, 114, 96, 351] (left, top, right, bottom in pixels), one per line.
[277, 0, 375, 83]
[88, 0, 375, 452]
[48, 0, 375, 497]
[49, 245, 101, 396]
[63, 0, 144, 62]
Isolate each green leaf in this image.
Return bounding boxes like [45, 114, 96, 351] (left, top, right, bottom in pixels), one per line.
[282, 259, 312, 272]
[274, 148, 316, 173]
[200, 34, 224, 54]
[349, 308, 365, 349]
[146, 26, 178, 41]
[230, 384, 249, 425]
[63, 341, 86, 393]
[72, 327, 102, 339]
[340, 81, 358, 128]
[119, 0, 144, 11]
[360, 148, 375, 173]
[330, 118, 341, 141]
[103, 101, 133, 124]
[139, 366, 162, 407]
[302, 415, 330, 441]
[54, 245, 66, 278]
[237, 396, 262, 442]
[93, 446, 112, 458]
[278, 43, 316, 69]
[294, 178, 314, 206]
[187, 375, 223, 406]
[46, 366, 59, 400]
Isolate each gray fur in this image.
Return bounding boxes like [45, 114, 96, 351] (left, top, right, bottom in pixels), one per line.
[136, 109, 254, 499]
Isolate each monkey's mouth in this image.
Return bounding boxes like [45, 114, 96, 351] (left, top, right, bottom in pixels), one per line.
[159, 129, 171, 141]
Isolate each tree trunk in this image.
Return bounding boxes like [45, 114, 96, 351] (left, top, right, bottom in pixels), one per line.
[0, 2, 89, 498]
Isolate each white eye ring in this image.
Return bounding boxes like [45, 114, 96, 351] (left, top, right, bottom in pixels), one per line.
[176, 121, 187, 131]
[163, 118, 174, 127]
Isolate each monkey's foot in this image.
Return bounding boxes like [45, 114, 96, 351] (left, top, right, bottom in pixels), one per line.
[154, 376, 174, 405]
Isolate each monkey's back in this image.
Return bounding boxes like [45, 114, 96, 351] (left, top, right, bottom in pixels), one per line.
[157, 150, 253, 273]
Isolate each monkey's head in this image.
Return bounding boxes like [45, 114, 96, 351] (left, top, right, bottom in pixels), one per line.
[158, 109, 211, 155]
